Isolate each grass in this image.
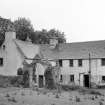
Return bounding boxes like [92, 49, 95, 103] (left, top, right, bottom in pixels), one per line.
[78, 88, 103, 96]
[8, 97, 17, 103]
[61, 84, 80, 91]
[5, 93, 10, 97]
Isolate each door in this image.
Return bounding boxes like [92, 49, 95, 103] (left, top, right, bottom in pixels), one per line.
[84, 75, 89, 87]
[39, 75, 44, 88]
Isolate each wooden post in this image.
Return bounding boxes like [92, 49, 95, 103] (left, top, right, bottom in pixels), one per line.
[29, 67, 33, 88]
[89, 53, 91, 88]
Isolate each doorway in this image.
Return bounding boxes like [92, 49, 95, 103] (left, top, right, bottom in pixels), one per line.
[84, 75, 89, 87]
[39, 75, 44, 88]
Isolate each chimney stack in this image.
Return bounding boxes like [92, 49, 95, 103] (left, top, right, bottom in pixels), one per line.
[49, 37, 58, 49]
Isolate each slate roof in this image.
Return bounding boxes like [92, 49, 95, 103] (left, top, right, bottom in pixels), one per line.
[14, 39, 105, 61]
[14, 39, 40, 64]
[40, 40, 105, 60]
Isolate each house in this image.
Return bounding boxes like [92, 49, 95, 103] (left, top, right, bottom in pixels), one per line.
[1, 30, 105, 88]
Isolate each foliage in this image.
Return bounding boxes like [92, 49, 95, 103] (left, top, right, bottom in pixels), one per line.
[0, 17, 13, 46]
[30, 29, 49, 44]
[79, 88, 103, 96]
[22, 70, 29, 87]
[61, 84, 80, 91]
[0, 16, 66, 46]
[31, 29, 66, 44]
[44, 66, 56, 89]
[48, 29, 66, 43]
[10, 76, 23, 87]
[14, 17, 34, 41]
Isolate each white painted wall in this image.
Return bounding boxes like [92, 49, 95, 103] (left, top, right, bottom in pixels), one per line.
[60, 59, 105, 86]
[0, 32, 23, 75]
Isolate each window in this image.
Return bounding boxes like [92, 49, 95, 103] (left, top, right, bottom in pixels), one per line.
[101, 58, 105, 66]
[60, 75, 63, 82]
[70, 75, 74, 82]
[78, 59, 82, 67]
[59, 59, 62, 67]
[102, 76, 105, 82]
[69, 59, 73, 67]
[0, 58, 3, 66]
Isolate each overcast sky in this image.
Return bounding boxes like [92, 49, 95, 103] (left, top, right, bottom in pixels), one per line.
[0, 0, 105, 42]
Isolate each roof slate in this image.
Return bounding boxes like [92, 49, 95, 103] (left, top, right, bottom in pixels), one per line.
[40, 40, 105, 60]
[14, 39, 105, 60]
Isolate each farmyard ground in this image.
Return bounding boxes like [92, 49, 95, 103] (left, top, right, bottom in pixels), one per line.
[0, 87, 105, 105]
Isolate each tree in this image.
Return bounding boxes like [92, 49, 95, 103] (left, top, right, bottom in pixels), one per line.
[48, 29, 66, 43]
[31, 29, 66, 44]
[44, 65, 56, 89]
[31, 29, 49, 44]
[14, 17, 34, 41]
[0, 17, 13, 46]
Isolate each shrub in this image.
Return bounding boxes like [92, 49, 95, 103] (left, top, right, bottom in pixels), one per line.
[8, 97, 17, 103]
[79, 88, 103, 96]
[10, 76, 23, 87]
[89, 90, 102, 96]
[61, 84, 80, 91]
[75, 96, 81, 102]
[44, 66, 56, 89]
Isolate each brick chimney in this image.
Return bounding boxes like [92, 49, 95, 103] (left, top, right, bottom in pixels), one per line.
[49, 37, 58, 49]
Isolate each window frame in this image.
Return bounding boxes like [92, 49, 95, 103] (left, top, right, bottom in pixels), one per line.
[102, 76, 105, 82]
[78, 59, 82, 67]
[0, 58, 3, 66]
[60, 75, 63, 82]
[69, 59, 73, 67]
[101, 58, 105, 66]
[59, 59, 62, 67]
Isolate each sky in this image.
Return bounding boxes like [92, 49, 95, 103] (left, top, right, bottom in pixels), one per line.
[0, 0, 105, 43]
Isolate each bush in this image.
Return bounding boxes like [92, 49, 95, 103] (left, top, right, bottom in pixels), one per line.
[89, 90, 102, 96]
[10, 76, 23, 87]
[0, 75, 12, 87]
[79, 88, 103, 96]
[44, 66, 56, 89]
[61, 84, 80, 91]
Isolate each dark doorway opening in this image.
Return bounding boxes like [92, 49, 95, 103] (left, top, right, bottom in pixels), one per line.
[39, 75, 44, 88]
[84, 75, 89, 87]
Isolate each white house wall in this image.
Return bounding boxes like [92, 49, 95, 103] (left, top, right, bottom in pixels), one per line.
[35, 58, 105, 86]
[59, 59, 105, 86]
[1, 32, 23, 75]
